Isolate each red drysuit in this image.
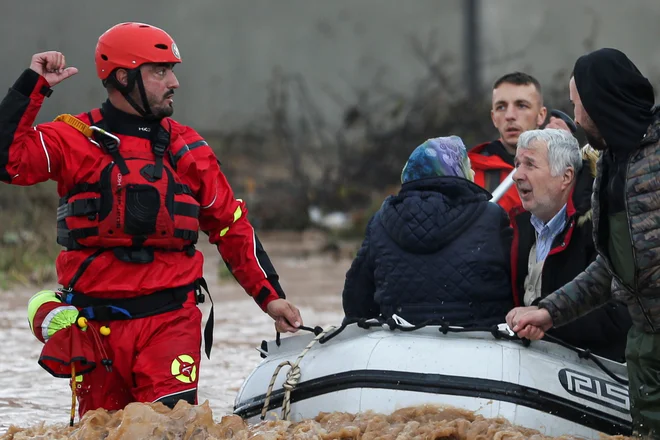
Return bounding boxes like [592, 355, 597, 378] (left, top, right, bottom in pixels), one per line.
[3, 68, 285, 415]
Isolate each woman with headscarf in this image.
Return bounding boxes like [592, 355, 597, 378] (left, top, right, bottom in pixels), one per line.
[342, 136, 513, 327]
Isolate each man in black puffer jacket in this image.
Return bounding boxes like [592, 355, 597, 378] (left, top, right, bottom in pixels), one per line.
[342, 136, 513, 327]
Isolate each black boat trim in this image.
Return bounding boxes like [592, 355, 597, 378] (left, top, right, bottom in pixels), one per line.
[233, 369, 632, 436]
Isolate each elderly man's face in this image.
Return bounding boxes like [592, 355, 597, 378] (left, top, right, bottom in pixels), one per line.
[513, 140, 574, 222]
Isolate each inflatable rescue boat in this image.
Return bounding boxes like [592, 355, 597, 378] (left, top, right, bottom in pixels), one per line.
[233, 319, 632, 439]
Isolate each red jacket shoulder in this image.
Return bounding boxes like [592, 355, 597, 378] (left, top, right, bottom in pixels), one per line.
[166, 119, 203, 141]
[468, 142, 490, 155]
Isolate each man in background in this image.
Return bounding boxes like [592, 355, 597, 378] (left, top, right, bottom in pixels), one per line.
[470, 72, 571, 215]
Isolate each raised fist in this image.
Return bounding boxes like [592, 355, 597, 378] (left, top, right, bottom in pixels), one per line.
[29, 51, 78, 87]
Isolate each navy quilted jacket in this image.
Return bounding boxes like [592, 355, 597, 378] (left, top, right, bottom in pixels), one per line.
[342, 176, 513, 326]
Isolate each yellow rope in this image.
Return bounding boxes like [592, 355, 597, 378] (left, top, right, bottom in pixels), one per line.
[70, 363, 76, 427]
[260, 326, 335, 421]
[54, 114, 94, 138]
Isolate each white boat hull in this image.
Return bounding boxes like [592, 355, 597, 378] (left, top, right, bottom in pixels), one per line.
[234, 324, 631, 438]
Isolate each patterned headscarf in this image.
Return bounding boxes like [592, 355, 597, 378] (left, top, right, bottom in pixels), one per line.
[401, 136, 473, 184]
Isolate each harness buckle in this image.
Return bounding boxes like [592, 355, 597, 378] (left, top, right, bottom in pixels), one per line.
[89, 126, 121, 146]
[89, 126, 129, 174]
[152, 126, 170, 158]
[89, 126, 121, 153]
[194, 279, 205, 304]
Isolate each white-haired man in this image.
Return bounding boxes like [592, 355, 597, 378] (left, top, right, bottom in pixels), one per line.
[509, 129, 631, 360]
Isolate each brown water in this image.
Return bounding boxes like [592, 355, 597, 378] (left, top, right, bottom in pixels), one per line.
[1, 400, 632, 440]
[0, 232, 631, 439]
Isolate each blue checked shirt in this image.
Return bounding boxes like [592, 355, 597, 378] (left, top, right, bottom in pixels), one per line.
[530, 204, 568, 263]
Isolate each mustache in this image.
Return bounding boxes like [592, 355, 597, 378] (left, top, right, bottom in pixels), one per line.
[163, 90, 175, 99]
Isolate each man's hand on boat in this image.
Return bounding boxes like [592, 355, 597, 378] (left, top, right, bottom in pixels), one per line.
[267, 299, 303, 333]
[506, 306, 553, 340]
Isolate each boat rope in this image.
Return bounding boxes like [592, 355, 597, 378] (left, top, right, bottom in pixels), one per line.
[308, 316, 628, 386]
[317, 317, 527, 345]
[260, 325, 335, 421]
[542, 334, 628, 385]
[275, 325, 323, 347]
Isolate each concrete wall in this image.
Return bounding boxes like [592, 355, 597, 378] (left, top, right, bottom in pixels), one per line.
[2, 0, 659, 131]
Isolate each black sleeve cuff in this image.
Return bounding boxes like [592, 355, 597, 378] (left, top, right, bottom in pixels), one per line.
[267, 275, 286, 299]
[254, 233, 285, 298]
[255, 287, 271, 306]
[12, 69, 51, 98]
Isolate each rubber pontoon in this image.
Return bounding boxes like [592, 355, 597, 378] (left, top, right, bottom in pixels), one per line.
[233, 320, 631, 439]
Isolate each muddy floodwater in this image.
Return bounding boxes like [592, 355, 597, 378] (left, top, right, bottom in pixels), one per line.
[0, 232, 631, 439]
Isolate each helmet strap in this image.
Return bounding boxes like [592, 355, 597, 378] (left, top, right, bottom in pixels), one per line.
[105, 69, 157, 121]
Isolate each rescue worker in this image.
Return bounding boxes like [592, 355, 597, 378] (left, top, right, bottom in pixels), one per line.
[1, 22, 302, 416]
[468, 72, 548, 215]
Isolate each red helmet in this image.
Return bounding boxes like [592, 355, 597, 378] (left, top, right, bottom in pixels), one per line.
[95, 22, 181, 80]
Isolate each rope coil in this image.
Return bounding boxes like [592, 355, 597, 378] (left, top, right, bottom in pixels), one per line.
[260, 326, 335, 421]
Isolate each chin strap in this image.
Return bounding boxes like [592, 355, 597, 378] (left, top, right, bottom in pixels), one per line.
[105, 69, 156, 121]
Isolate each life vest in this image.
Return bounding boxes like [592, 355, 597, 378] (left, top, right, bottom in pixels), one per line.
[55, 110, 200, 261]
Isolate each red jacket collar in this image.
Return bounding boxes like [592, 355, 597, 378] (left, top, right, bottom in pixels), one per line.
[468, 141, 514, 171]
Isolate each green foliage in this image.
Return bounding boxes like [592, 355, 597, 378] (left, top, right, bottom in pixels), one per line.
[0, 182, 59, 287]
